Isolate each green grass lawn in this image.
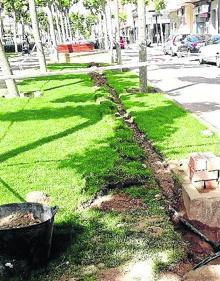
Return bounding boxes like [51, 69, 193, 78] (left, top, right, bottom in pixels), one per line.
[105, 71, 220, 160]
[0, 65, 184, 281]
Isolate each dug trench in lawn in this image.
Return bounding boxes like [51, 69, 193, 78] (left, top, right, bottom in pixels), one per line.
[88, 71, 220, 277]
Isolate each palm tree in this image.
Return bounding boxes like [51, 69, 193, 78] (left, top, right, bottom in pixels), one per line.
[29, 0, 47, 72]
[0, 39, 19, 97]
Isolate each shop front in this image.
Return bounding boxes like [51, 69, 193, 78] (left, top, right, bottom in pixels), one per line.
[193, 1, 211, 34]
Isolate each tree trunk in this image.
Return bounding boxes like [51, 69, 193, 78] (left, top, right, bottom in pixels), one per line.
[160, 22, 164, 45]
[0, 39, 19, 97]
[46, 4, 59, 62]
[21, 17, 25, 40]
[67, 16, 72, 42]
[155, 15, 159, 45]
[98, 13, 104, 49]
[106, 0, 114, 63]
[29, 0, 47, 72]
[218, 0, 220, 34]
[63, 11, 69, 41]
[138, 0, 147, 92]
[0, 19, 3, 40]
[13, 12, 18, 53]
[59, 10, 66, 42]
[102, 4, 109, 50]
[115, 0, 122, 65]
[53, 4, 62, 43]
[0, 7, 4, 40]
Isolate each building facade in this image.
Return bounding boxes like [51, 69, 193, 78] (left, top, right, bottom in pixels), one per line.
[167, 0, 219, 35]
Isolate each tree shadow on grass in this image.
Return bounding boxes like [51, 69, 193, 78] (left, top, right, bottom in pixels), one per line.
[43, 80, 84, 92]
[0, 121, 91, 163]
[18, 73, 90, 88]
[122, 94, 187, 139]
[38, 206, 182, 281]
[106, 71, 139, 93]
[0, 177, 26, 202]
[50, 218, 84, 261]
[0, 89, 114, 164]
[123, 94, 220, 158]
[0, 104, 102, 122]
[51, 92, 95, 104]
[106, 71, 220, 158]
[59, 122, 149, 196]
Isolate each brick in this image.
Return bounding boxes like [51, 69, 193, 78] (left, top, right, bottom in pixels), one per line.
[205, 180, 219, 189]
[193, 181, 206, 189]
[189, 153, 207, 171]
[203, 152, 216, 158]
[188, 166, 194, 180]
[191, 170, 218, 182]
[207, 157, 220, 171]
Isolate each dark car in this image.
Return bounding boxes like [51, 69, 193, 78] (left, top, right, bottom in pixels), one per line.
[177, 34, 211, 57]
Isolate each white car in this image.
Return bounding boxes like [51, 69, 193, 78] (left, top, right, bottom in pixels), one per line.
[163, 34, 189, 56]
[199, 35, 220, 67]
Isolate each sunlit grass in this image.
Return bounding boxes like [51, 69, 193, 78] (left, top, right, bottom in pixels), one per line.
[106, 70, 220, 160]
[0, 64, 185, 281]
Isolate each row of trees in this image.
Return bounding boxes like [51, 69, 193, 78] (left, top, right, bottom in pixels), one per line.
[0, 0, 165, 97]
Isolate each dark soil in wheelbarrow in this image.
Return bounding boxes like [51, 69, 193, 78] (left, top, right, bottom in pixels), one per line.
[0, 212, 41, 229]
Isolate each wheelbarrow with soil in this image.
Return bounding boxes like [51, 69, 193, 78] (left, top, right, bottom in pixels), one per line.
[0, 202, 58, 277]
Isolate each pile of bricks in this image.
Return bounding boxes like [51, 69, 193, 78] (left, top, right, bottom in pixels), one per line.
[188, 152, 220, 189]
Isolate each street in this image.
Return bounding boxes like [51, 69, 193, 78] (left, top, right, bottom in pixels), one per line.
[123, 46, 220, 132]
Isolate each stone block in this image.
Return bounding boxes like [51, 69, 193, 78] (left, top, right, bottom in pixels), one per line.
[191, 170, 218, 182]
[188, 153, 207, 171]
[207, 157, 220, 171]
[193, 181, 205, 189]
[205, 180, 219, 189]
[182, 183, 220, 227]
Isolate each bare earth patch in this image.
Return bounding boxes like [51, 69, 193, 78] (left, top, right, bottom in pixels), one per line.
[91, 193, 146, 212]
[98, 268, 124, 281]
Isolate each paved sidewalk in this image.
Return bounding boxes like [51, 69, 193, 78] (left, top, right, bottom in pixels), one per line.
[122, 47, 220, 133]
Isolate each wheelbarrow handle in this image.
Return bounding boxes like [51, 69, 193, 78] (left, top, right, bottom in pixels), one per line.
[51, 206, 59, 216]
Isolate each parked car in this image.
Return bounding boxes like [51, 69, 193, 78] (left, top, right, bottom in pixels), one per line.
[163, 34, 189, 56]
[198, 35, 220, 67]
[176, 34, 211, 57]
